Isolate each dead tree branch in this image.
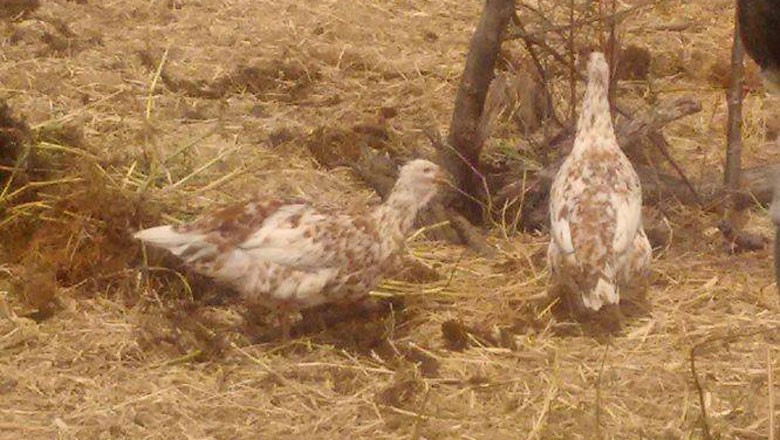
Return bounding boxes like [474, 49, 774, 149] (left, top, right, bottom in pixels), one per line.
[647, 132, 701, 205]
[725, 10, 745, 205]
[442, 0, 515, 222]
[614, 98, 702, 144]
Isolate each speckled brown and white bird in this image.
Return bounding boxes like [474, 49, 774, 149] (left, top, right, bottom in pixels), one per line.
[134, 159, 445, 338]
[547, 52, 651, 314]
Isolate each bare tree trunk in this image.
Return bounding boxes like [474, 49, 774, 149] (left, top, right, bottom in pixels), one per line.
[725, 12, 745, 199]
[442, 0, 515, 222]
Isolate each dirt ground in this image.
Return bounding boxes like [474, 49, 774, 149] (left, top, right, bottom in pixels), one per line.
[0, 0, 778, 439]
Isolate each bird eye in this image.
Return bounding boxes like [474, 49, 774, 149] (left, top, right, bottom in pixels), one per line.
[423, 167, 433, 173]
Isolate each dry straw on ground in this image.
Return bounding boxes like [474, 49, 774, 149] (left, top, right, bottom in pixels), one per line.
[0, 0, 778, 438]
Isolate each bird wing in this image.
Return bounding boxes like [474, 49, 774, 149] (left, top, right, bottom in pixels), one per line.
[548, 178, 576, 257]
[237, 204, 374, 272]
[611, 177, 643, 255]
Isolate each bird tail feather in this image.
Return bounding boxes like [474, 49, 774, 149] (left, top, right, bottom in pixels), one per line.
[581, 277, 619, 311]
[134, 225, 214, 261]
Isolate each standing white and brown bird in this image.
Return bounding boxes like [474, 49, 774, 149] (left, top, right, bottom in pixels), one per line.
[134, 159, 445, 338]
[547, 52, 651, 315]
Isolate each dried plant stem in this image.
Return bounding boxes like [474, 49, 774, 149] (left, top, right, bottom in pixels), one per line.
[595, 343, 610, 438]
[146, 45, 171, 121]
[770, 347, 776, 440]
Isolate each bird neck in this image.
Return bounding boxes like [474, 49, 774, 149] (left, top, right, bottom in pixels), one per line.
[572, 69, 617, 154]
[374, 185, 421, 239]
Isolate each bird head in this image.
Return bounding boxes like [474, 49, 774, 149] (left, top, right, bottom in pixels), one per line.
[393, 159, 446, 208]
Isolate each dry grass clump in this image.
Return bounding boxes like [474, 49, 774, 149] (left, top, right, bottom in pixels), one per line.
[0, 138, 162, 316]
[0, 0, 778, 439]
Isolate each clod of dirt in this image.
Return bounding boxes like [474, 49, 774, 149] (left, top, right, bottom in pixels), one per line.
[14, 260, 59, 321]
[391, 258, 441, 284]
[617, 45, 652, 81]
[30, 18, 102, 57]
[351, 122, 390, 144]
[0, 378, 18, 394]
[306, 125, 366, 168]
[378, 106, 398, 121]
[0, 0, 40, 20]
[550, 297, 625, 336]
[287, 298, 403, 348]
[138, 50, 320, 101]
[397, 342, 440, 378]
[307, 110, 399, 168]
[441, 319, 473, 351]
[376, 367, 425, 408]
[645, 223, 672, 249]
[442, 318, 511, 351]
[228, 62, 319, 99]
[267, 126, 299, 148]
[7, 166, 163, 299]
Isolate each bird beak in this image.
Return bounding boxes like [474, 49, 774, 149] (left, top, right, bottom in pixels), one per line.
[433, 169, 450, 185]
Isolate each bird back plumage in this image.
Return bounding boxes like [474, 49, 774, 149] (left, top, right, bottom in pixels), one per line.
[548, 52, 651, 313]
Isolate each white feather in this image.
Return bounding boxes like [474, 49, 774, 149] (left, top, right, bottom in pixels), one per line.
[582, 277, 618, 311]
[548, 165, 576, 258]
[611, 186, 642, 255]
[134, 225, 215, 261]
[551, 215, 575, 256]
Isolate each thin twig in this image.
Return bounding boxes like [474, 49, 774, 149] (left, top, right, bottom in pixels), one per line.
[513, 0, 664, 40]
[146, 45, 171, 121]
[769, 347, 776, 440]
[649, 133, 702, 205]
[595, 343, 610, 439]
